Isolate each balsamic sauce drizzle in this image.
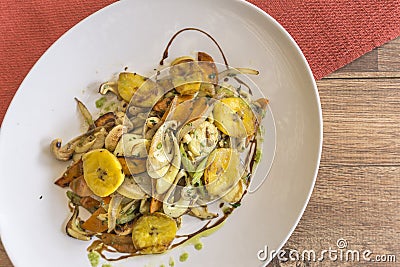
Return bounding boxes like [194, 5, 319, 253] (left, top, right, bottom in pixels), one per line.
[159, 27, 229, 68]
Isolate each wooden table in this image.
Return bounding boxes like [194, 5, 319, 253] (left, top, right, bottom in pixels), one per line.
[1, 37, 399, 267]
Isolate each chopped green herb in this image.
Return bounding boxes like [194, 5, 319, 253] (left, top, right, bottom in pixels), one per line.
[88, 251, 100, 267]
[208, 73, 216, 79]
[194, 242, 203, 250]
[254, 149, 262, 163]
[242, 172, 251, 183]
[157, 142, 162, 149]
[179, 252, 189, 262]
[223, 207, 233, 215]
[169, 257, 175, 267]
[102, 264, 113, 267]
[95, 97, 107, 108]
[231, 202, 241, 208]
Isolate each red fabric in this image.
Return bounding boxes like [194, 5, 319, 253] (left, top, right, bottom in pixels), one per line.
[249, 0, 400, 79]
[1, 1, 400, 124]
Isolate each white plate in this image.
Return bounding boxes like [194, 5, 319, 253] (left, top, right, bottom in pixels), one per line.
[0, 0, 322, 266]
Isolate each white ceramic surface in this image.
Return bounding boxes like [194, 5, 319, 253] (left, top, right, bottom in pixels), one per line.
[0, 0, 322, 266]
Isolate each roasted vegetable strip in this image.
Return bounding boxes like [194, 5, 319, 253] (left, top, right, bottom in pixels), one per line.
[55, 159, 83, 187]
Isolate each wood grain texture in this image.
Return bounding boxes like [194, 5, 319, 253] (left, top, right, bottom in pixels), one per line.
[328, 36, 400, 78]
[268, 36, 400, 267]
[1, 37, 400, 267]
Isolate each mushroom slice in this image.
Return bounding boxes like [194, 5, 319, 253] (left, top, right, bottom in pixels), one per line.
[50, 126, 107, 161]
[139, 198, 150, 214]
[90, 128, 107, 150]
[99, 81, 120, 99]
[144, 98, 177, 140]
[114, 221, 134, 236]
[66, 206, 92, 241]
[50, 138, 76, 161]
[105, 125, 125, 152]
[74, 135, 97, 154]
[189, 206, 218, 220]
[114, 135, 149, 158]
[94, 112, 116, 128]
[115, 111, 134, 131]
[72, 152, 84, 162]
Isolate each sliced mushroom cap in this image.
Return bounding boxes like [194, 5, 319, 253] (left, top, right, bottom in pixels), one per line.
[189, 206, 218, 220]
[105, 125, 125, 152]
[50, 126, 106, 161]
[115, 111, 134, 131]
[94, 112, 116, 128]
[90, 128, 108, 150]
[113, 135, 149, 158]
[74, 135, 97, 154]
[50, 138, 75, 161]
[66, 206, 92, 241]
[99, 81, 120, 99]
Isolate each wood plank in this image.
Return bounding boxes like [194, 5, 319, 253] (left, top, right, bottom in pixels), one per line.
[317, 78, 400, 166]
[333, 48, 378, 73]
[268, 166, 400, 267]
[0, 241, 12, 267]
[327, 36, 400, 78]
[378, 41, 400, 72]
[327, 71, 400, 79]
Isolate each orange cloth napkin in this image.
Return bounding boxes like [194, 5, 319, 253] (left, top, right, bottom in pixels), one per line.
[1, 0, 400, 124]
